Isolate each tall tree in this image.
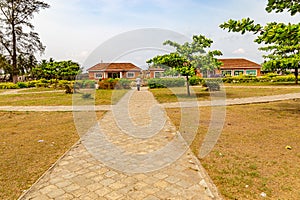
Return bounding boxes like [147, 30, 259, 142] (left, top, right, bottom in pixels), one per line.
[220, 0, 300, 84]
[147, 35, 222, 96]
[0, 0, 49, 83]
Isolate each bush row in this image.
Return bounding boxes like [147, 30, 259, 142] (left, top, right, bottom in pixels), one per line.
[0, 79, 98, 90]
[188, 74, 299, 85]
[148, 78, 185, 88]
[98, 78, 131, 89]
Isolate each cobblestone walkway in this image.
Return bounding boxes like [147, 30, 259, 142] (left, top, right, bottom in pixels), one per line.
[19, 88, 221, 200]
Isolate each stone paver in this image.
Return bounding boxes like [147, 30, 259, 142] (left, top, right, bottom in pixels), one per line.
[19, 87, 221, 200]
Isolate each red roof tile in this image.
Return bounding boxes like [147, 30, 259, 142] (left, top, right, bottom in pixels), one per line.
[87, 63, 141, 72]
[218, 58, 261, 69]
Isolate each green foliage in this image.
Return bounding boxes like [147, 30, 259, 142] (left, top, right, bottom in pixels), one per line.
[266, 0, 300, 15]
[220, 1, 300, 84]
[74, 80, 96, 89]
[203, 79, 221, 91]
[147, 53, 194, 77]
[220, 74, 298, 83]
[98, 78, 131, 90]
[147, 34, 222, 95]
[0, 83, 18, 89]
[16, 82, 28, 88]
[116, 78, 131, 89]
[148, 78, 185, 89]
[189, 76, 203, 85]
[33, 59, 81, 80]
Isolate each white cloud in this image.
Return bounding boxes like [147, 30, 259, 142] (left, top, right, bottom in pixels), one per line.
[232, 48, 246, 54]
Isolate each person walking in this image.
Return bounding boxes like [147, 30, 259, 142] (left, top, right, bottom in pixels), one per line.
[136, 77, 141, 91]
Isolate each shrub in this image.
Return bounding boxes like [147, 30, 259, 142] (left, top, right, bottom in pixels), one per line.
[82, 80, 96, 88]
[265, 73, 279, 78]
[148, 78, 185, 89]
[116, 78, 131, 89]
[98, 78, 118, 89]
[271, 75, 295, 82]
[27, 80, 38, 88]
[189, 76, 203, 86]
[0, 83, 18, 89]
[98, 78, 130, 89]
[203, 79, 221, 91]
[17, 82, 28, 88]
[57, 80, 71, 88]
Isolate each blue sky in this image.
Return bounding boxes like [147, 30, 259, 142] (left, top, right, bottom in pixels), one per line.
[33, 0, 300, 69]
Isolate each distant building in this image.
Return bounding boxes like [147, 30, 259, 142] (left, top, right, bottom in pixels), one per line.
[217, 58, 261, 77]
[87, 63, 142, 80]
[200, 58, 262, 77]
[146, 68, 165, 78]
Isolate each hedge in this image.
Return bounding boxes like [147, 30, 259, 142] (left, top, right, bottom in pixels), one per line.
[98, 78, 131, 89]
[148, 78, 185, 88]
[187, 74, 299, 85]
[0, 80, 75, 89]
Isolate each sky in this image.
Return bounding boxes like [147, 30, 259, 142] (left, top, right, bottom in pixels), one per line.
[32, 0, 300, 70]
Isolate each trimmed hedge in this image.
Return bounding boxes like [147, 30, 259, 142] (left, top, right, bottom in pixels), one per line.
[0, 83, 19, 89]
[187, 74, 299, 85]
[0, 80, 75, 89]
[188, 76, 203, 86]
[148, 78, 185, 88]
[98, 78, 131, 89]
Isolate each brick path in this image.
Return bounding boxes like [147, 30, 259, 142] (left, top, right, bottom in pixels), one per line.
[19, 88, 221, 200]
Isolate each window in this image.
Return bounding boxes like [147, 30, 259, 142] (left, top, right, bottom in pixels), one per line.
[154, 71, 163, 78]
[246, 70, 257, 76]
[234, 70, 244, 76]
[126, 72, 135, 78]
[94, 73, 103, 79]
[221, 70, 232, 76]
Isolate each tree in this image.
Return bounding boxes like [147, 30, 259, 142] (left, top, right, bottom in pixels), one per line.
[266, 0, 300, 15]
[147, 53, 194, 95]
[220, 0, 300, 84]
[33, 59, 81, 81]
[0, 0, 50, 83]
[147, 35, 222, 96]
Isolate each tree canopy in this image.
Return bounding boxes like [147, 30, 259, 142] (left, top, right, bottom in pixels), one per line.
[220, 0, 300, 84]
[0, 0, 50, 82]
[266, 0, 300, 15]
[33, 59, 81, 81]
[147, 35, 222, 95]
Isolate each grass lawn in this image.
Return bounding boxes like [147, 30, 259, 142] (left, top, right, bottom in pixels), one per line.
[0, 111, 105, 200]
[0, 89, 128, 106]
[166, 99, 300, 199]
[150, 86, 300, 103]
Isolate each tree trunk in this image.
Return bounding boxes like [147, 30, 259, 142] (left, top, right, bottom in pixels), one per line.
[186, 75, 191, 96]
[11, 0, 18, 83]
[295, 65, 299, 84]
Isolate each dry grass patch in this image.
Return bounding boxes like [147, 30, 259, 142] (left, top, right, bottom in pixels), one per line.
[166, 99, 300, 199]
[150, 86, 300, 103]
[0, 111, 105, 200]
